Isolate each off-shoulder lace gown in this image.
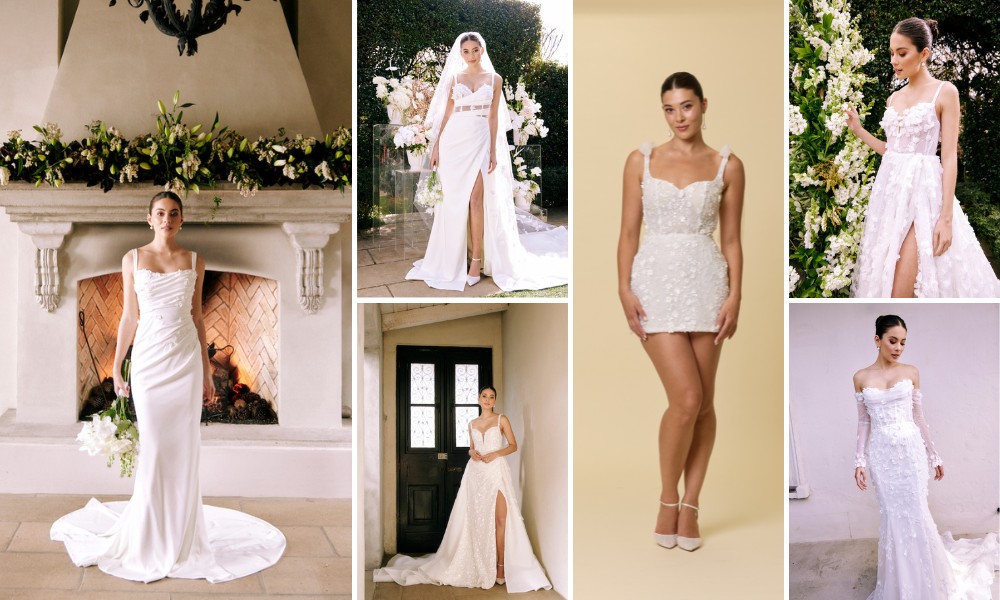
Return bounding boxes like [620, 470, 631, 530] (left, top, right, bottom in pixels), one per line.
[855, 379, 998, 599]
[374, 416, 551, 593]
[50, 250, 286, 583]
[852, 82, 1000, 297]
[406, 77, 568, 291]
[630, 142, 730, 332]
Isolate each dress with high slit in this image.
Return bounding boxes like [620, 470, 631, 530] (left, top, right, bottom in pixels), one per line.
[405, 76, 569, 291]
[50, 250, 286, 583]
[852, 82, 1000, 297]
[373, 415, 551, 593]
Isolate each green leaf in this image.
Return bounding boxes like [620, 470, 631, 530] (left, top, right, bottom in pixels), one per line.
[239, 138, 248, 152]
[139, 162, 151, 170]
[158, 100, 166, 115]
[227, 148, 234, 158]
[179, 103, 194, 108]
[173, 90, 180, 107]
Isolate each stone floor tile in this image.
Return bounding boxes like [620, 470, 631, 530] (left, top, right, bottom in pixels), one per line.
[367, 245, 426, 265]
[0, 591, 171, 600]
[7, 521, 65, 553]
[387, 279, 501, 298]
[238, 499, 349, 527]
[172, 595, 347, 600]
[281, 526, 336, 557]
[322, 526, 351, 557]
[79, 567, 264, 593]
[358, 249, 375, 267]
[0, 552, 83, 589]
[358, 285, 392, 298]
[202, 497, 245, 511]
[371, 580, 402, 600]
[399, 585, 458, 599]
[357, 261, 412, 289]
[0, 521, 20, 551]
[260, 556, 350, 595]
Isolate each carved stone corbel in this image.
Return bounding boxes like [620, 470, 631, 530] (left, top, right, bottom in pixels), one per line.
[17, 222, 73, 312]
[281, 222, 341, 314]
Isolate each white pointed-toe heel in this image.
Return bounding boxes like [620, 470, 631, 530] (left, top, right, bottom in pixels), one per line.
[467, 257, 482, 287]
[677, 503, 702, 551]
[496, 562, 505, 585]
[654, 501, 678, 549]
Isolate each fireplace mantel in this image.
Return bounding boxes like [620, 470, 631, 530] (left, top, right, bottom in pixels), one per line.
[0, 183, 352, 313]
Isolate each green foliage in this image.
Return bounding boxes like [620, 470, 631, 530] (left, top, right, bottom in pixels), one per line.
[852, 0, 1000, 250]
[357, 0, 564, 223]
[958, 181, 1000, 260]
[523, 60, 568, 207]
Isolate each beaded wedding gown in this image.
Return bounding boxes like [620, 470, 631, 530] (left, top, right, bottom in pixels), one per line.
[855, 379, 998, 599]
[405, 77, 569, 291]
[51, 250, 286, 583]
[630, 142, 730, 332]
[852, 82, 1000, 297]
[374, 416, 551, 593]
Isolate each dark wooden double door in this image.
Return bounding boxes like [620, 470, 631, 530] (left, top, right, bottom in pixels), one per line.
[396, 345, 492, 553]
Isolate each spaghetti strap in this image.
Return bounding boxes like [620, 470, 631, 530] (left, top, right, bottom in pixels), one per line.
[638, 142, 653, 177]
[190, 251, 197, 271]
[930, 81, 946, 104]
[715, 145, 732, 180]
[132, 248, 138, 275]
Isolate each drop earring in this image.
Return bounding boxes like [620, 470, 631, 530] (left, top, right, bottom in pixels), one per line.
[702, 115, 708, 131]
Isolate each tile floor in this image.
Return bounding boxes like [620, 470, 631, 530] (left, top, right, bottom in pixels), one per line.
[357, 208, 568, 299]
[365, 570, 564, 600]
[0, 494, 351, 599]
[789, 535, 1000, 600]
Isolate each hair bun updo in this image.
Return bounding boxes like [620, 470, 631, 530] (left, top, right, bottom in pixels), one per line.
[893, 17, 938, 53]
[875, 315, 907, 338]
[924, 18, 940, 41]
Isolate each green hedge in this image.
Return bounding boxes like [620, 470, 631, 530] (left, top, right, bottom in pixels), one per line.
[357, 0, 567, 227]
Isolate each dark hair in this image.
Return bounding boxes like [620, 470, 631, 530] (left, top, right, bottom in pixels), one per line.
[875, 315, 907, 338]
[893, 17, 939, 53]
[661, 72, 704, 102]
[149, 191, 183, 215]
[460, 33, 482, 47]
[478, 385, 497, 396]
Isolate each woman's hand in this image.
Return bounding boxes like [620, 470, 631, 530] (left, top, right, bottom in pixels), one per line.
[488, 151, 497, 174]
[855, 466, 867, 491]
[203, 369, 214, 402]
[714, 296, 740, 345]
[469, 447, 483, 462]
[619, 289, 647, 341]
[113, 372, 130, 398]
[844, 106, 863, 137]
[933, 465, 944, 481]
[932, 217, 953, 256]
[430, 144, 440, 170]
[481, 452, 498, 464]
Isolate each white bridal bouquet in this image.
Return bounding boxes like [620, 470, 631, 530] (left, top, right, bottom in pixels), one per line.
[392, 123, 429, 155]
[78, 360, 138, 477]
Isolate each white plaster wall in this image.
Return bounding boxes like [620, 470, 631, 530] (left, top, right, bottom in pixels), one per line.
[298, 0, 352, 130]
[500, 304, 568, 598]
[363, 304, 383, 569]
[380, 311, 504, 555]
[0, 1, 59, 136]
[789, 303, 1000, 543]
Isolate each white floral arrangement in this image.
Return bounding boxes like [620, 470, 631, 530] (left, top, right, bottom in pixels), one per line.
[78, 361, 138, 478]
[393, 123, 429, 155]
[373, 75, 418, 123]
[512, 154, 542, 205]
[505, 80, 549, 147]
[415, 169, 443, 208]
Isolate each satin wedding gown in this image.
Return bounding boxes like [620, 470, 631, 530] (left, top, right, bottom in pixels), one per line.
[405, 77, 569, 291]
[51, 250, 286, 583]
[855, 379, 998, 599]
[374, 415, 551, 593]
[852, 82, 1000, 297]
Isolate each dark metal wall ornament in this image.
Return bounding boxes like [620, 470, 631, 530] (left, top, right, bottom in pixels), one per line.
[109, 0, 274, 57]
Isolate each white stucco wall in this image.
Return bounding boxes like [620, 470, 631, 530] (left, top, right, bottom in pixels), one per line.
[789, 302, 1000, 543]
[500, 304, 569, 598]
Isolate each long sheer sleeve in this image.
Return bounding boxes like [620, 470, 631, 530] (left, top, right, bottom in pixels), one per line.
[855, 392, 870, 468]
[911, 389, 943, 467]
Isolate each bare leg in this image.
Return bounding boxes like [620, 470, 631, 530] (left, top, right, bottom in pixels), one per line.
[495, 491, 507, 581]
[891, 224, 918, 298]
[641, 332, 703, 536]
[677, 332, 723, 538]
[468, 170, 485, 278]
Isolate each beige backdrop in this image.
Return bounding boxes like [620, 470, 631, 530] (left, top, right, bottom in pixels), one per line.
[573, 0, 786, 597]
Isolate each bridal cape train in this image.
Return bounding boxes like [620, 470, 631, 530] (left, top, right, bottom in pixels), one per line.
[855, 379, 998, 599]
[50, 250, 286, 583]
[852, 82, 1000, 297]
[373, 417, 551, 593]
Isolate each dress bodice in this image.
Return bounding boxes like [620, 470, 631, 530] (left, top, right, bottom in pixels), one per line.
[880, 82, 945, 156]
[857, 379, 918, 430]
[639, 143, 730, 236]
[472, 424, 504, 453]
[133, 249, 196, 314]
[452, 80, 494, 107]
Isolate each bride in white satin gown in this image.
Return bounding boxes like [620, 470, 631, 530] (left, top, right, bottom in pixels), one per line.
[853, 315, 998, 599]
[405, 31, 568, 292]
[374, 386, 551, 593]
[50, 192, 286, 583]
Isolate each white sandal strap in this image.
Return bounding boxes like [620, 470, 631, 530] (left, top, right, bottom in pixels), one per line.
[680, 503, 699, 512]
[659, 501, 679, 508]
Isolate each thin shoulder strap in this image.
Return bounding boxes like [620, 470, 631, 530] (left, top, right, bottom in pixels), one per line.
[132, 248, 138, 275]
[931, 81, 946, 104]
[638, 142, 653, 177]
[715, 145, 733, 180]
[190, 251, 197, 270]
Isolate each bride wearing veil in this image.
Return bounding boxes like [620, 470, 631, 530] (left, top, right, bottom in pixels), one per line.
[405, 31, 569, 292]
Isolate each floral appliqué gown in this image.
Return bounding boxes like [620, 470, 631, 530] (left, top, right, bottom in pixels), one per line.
[50, 250, 286, 583]
[852, 82, 1000, 297]
[405, 78, 569, 291]
[855, 379, 998, 599]
[629, 142, 730, 332]
[374, 416, 551, 593]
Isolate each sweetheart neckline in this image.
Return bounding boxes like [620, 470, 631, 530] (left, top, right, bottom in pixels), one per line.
[471, 423, 500, 437]
[137, 267, 194, 276]
[454, 81, 494, 95]
[645, 174, 721, 191]
[885, 101, 936, 117]
[861, 378, 914, 393]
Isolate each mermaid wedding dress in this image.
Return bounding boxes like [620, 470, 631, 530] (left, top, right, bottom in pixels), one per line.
[852, 82, 1000, 297]
[855, 379, 998, 599]
[374, 415, 551, 593]
[50, 250, 286, 583]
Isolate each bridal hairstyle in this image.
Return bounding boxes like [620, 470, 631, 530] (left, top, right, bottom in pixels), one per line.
[893, 17, 939, 54]
[660, 71, 704, 101]
[875, 314, 907, 338]
[460, 32, 481, 46]
[479, 384, 498, 396]
[149, 190, 184, 214]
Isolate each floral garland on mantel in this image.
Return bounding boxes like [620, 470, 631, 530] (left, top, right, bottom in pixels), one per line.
[0, 92, 351, 204]
[788, 0, 877, 297]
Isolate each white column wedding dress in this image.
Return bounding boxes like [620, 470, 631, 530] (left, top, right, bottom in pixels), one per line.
[50, 250, 286, 583]
[855, 379, 998, 599]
